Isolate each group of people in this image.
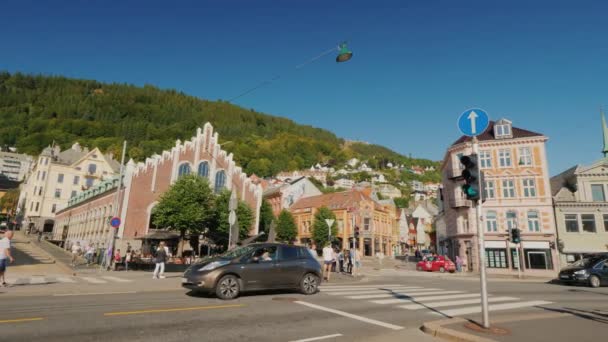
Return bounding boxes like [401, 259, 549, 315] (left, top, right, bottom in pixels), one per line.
[312, 242, 362, 282]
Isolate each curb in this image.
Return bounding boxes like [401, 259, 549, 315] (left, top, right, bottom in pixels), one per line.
[421, 318, 496, 342]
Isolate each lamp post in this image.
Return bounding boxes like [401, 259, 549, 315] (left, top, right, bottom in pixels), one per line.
[325, 219, 335, 244]
[228, 190, 238, 250]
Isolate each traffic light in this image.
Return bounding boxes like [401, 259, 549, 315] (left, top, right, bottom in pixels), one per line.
[354, 226, 360, 239]
[460, 154, 481, 201]
[511, 228, 521, 243]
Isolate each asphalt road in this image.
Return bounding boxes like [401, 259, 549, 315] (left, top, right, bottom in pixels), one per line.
[1, 274, 607, 342]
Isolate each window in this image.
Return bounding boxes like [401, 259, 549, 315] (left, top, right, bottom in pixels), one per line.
[214, 170, 226, 193]
[252, 246, 277, 263]
[51, 204, 57, 213]
[71, 190, 77, 198]
[524, 249, 553, 270]
[88, 164, 97, 174]
[54, 189, 61, 198]
[527, 211, 540, 232]
[565, 214, 579, 232]
[484, 181, 495, 199]
[38, 187, 43, 196]
[485, 249, 508, 268]
[178, 163, 191, 177]
[280, 246, 300, 261]
[518, 147, 533, 166]
[73, 176, 80, 185]
[86, 178, 94, 188]
[506, 211, 517, 230]
[42, 171, 46, 180]
[495, 123, 512, 138]
[57, 173, 64, 183]
[502, 180, 516, 198]
[498, 149, 512, 167]
[523, 179, 537, 197]
[197, 161, 209, 178]
[33, 186, 37, 196]
[45, 157, 49, 165]
[604, 214, 608, 232]
[37, 171, 40, 180]
[35, 202, 39, 211]
[30, 202, 34, 211]
[479, 151, 492, 168]
[364, 217, 371, 230]
[591, 184, 605, 202]
[486, 211, 497, 232]
[581, 214, 596, 233]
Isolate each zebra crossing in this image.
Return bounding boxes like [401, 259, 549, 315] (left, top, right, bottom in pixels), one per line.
[8, 275, 134, 286]
[318, 284, 552, 317]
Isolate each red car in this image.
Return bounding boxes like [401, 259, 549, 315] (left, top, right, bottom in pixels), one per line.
[416, 256, 456, 273]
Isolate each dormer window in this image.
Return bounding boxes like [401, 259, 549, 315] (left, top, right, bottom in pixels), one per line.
[494, 119, 513, 139]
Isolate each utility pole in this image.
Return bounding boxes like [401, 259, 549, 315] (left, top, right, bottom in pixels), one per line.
[103, 141, 127, 271]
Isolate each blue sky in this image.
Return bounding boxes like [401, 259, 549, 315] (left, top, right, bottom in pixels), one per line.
[1, 0, 607, 175]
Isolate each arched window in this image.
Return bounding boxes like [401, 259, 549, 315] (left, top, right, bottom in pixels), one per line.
[198, 161, 209, 178]
[527, 211, 540, 232]
[214, 170, 226, 193]
[486, 211, 497, 232]
[506, 211, 517, 230]
[178, 163, 191, 178]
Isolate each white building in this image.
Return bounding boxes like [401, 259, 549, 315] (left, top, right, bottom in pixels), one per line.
[0, 151, 34, 181]
[334, 178, 355, 189]
[21, 143, 120, 233]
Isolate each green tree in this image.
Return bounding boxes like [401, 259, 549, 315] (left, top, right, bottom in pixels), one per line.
[258, 199, 274, 236]
[152, 175, 216, 254]
[312, 206, 337, 247]
[276, 209, 297, 243]
[208, 190, 254, 248]
[393, 197, 409, 208]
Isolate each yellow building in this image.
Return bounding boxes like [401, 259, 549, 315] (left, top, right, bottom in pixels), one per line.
[290, 189, 397, 256]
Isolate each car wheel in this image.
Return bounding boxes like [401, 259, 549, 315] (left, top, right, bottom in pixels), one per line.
[216, 275, 240, 300]
[589, 275, 601, 288]
[449, 270, 455, 273]
[300, 273, 319, 295]
[439, 267, 445, 273]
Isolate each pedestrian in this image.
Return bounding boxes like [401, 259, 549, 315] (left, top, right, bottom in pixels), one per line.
[415, 249, 421, 260]
[85, 244, 94, 265]
[37, 230, 42, 242]
[456, 255, 463, 272]
[125, 249, 132, 272]
[337, 249, 344, 273]
[113, 249, 121, 271]
[322, 242, 334, 282]
[71, 241, 82, 266]
[0, 231, 15, 287]
[346, 248, 353, 274]
[356, 248, 362, 269]
[153, 242, 168, 279]
[308, 243, 317, 259]
[126, 242, 132, 254]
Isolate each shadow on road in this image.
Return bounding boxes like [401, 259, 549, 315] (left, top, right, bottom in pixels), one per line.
[539, 306, 608, 324]
[380, 288, 452, 319]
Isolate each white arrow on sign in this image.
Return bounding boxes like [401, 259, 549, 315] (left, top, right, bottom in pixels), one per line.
[468, 110, 478, 134]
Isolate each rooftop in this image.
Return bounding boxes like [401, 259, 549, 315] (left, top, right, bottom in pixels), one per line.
[451, 120, 544, 146]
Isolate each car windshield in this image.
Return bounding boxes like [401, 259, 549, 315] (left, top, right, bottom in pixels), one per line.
[219, 246, 257, 259]
[570, 257, 600, 268]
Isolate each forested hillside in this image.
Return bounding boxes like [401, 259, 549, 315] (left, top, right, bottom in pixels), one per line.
[0, 72, 440, 178]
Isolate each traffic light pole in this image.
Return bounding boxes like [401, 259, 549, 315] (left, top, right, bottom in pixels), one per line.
[472, 138, 490, 329]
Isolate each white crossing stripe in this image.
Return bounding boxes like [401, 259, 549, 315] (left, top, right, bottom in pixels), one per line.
[350, 293, 480, 301]
[295, 301, 403, 330]
[289, 333, 343, 342]
[326, 288, 441, 296]
[80, 277, 108, 284]
[435, 300, 552, 317]
[101, 276, 133, 283]
[29, 277, 47, 285]
[370, 291, 464, 304]
[319, 285, 402, 291]
[319, 284, 400, 289]
[400, 297, 519, 310]
[56, 277, 77, 283]
[321, 286, 420, 292]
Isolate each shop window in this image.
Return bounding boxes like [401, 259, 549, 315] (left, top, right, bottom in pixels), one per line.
[524, 249, 553, 270]
[485, 249, 508, 268]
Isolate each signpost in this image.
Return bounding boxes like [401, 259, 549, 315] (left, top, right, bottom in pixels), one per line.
[458, 108, 490, 329]
[325, 219, 335, 241]
[110, 217, 121, 228]
[228, 190, 238, 250]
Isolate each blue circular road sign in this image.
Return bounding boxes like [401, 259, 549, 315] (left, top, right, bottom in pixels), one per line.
[458, 108, 490, 137]
[110, 217, 121, 228]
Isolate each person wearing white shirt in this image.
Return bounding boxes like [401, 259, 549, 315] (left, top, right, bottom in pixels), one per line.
[0, 231, 15, 287]
[322, 243, 335, 282]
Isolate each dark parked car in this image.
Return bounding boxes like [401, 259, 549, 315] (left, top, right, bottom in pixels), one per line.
[182, 243, 322, 299]
[558, 255, 608, 288]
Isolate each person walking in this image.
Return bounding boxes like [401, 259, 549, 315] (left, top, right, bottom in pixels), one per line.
[113, 249, 122, 271]
[153, 242, 168, 279]
[456, 255, 463, 272]
[337, 249, 344, 273]
[71, 241, 82, 266]
[322, 242, 334, 282]
[125, 249, 132, 272]
[308, 243, 317, 259]
[85, 244, 94, 265]
[0, 231, 15, 287]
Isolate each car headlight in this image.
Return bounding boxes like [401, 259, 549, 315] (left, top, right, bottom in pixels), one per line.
[574, 269, 588, 276]
[199, 260, 230, 272]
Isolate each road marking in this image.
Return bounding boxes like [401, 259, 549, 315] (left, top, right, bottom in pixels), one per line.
[54, 291, 137, 297]
[322, 286, 422, 293]
[319, 284, 400, 290]
[350, 293, 480, 300]
[289, 333, 343, 342]
[370, 291, 464, 304]
[400, 297, 519, 310]
[295, 301, 403, 330]
[326, 288, 441, 296]
[55, 277, 77, 283]
[100, 276, 132, 283]
[104, 304, 245, 316]
[435, 300, 553, 317]
[80, 277, 107, 284]
[0, 317, 44, 324]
